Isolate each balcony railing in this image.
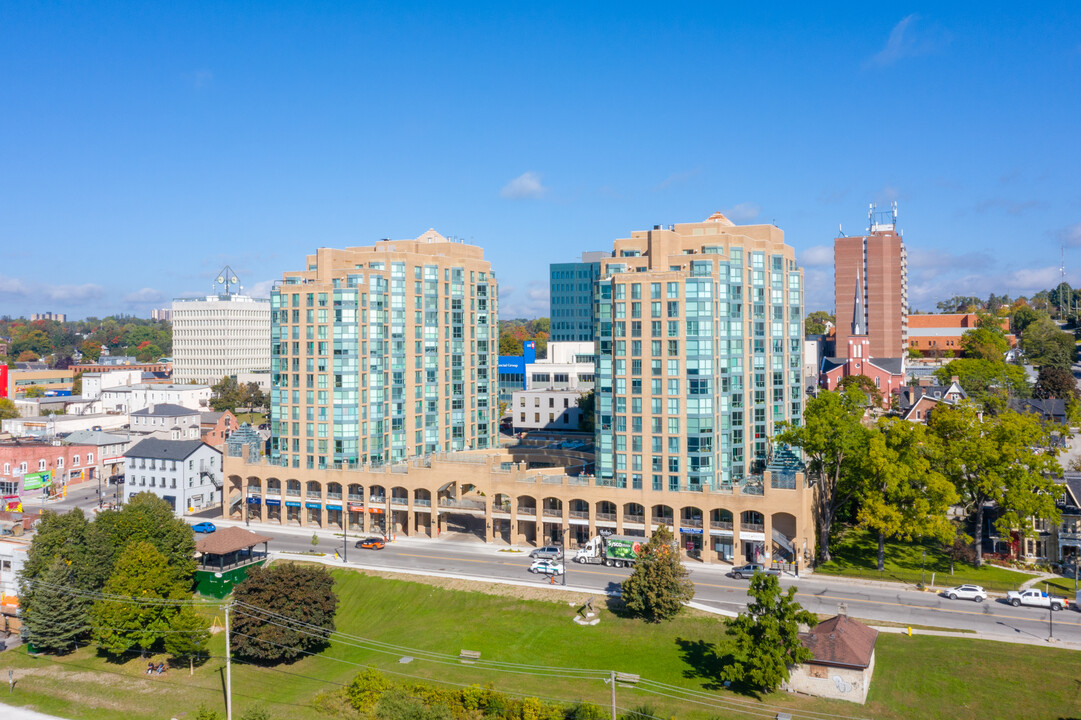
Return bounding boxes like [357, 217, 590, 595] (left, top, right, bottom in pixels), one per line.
[710, 521, 733, 530]
[517, 506, 536, 516]
[624, 514, 644, 524]
[597, 512, 616, 522]
[680, 518, 703, 528]
[742, 523, 765, 533]
[569, 510, 588, 519]
[542, 508, 562, 518]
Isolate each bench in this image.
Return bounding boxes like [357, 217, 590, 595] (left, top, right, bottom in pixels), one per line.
[459, 650, 481, 663]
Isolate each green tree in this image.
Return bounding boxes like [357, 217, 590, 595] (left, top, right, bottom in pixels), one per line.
[960, 325, 1009, 361]
[1034, 365, 1079, 400]
[231, 563, 338, 662]
[1011, 305, 1041, 335]
[211, 375, 243, 412]
[19, 508, 108, 595]
[195, 705, 223, 720]
[24, 386, 45, 398]
[575, 390, 595, 433]
[20, 557, 91, 654]
[856, 419, 958, 571]
[776, 388, 870, 563]
[12, 328, 51, 357]
[933, 358, 1030, 412]
[135, 343, 163, 362]
[0, 398, 18, 420]
[936, 296, 983, 313]
[803, 310, 834, 335]
[164, 604, 211, 670]
[929, 405, 1062, 565]
[836, 374, 884, 408]
[92, 492, 197, 579]
[1021, 316, 1076, 368]
[348, 667, 393, 712]
[619, 526, 694, 622]
[91, 541, 193, 656]
[721, 572, 817, 693]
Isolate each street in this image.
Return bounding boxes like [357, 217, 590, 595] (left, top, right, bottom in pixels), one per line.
[31, 485, 1081, 646]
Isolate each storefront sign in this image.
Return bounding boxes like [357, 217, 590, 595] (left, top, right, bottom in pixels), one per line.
[678, 527, 703, 535]
[285, 501, 301, 508]
[304, 502, 321, 510]
[23, 471, 53, 490]
[247, 497, 261, 504]
[265, 498, 281, 507]
[347, 503, 364, 512]
[368, 508, 385, 514]
[326, 503, 342, 511]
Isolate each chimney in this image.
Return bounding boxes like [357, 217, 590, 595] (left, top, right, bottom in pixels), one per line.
[950, 375, 959, 384]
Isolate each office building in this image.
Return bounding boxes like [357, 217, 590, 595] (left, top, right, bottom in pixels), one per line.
[834, 203, 908, 359]
[550, 251, 610, 342]
[171, 268, 271, 385]
[907, 313, 1014, 354]
[269, 229, 499, 469]
[593, 212, 804, 490]
[497, 341, 535, 413]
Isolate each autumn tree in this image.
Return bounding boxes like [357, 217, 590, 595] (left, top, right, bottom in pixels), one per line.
[856, 419, 958, 571]
[929, 404, 1062, 565]
[620, 526, 694, 622]
[776, 387, 870, 562]
[0, 398, 18, 420]
[721, 572, 817, 693]
[231, 563, 338, 662]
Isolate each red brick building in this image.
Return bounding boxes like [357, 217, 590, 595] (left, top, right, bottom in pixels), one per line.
[200, 410, 238, 448]
[834, 203, 907, 359]
[0, 439, 99, 509]
[907, 313, 1015, 353]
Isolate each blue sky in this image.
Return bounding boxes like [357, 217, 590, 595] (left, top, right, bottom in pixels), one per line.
[1, 3, 1079, 320]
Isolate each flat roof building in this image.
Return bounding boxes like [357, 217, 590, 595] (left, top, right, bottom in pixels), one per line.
[172, 269, 271, 385]
[550, 251, 610, 342]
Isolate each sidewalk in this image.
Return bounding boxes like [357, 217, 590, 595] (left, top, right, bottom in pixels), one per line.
[871, 624, 1081, 651]
[0, 704, 69, 720]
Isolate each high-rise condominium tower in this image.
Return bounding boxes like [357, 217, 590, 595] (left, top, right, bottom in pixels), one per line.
[269, 230, 498, 470]
[594, 212, 803, 489]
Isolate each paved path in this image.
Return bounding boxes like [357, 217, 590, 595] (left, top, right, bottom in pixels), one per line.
[0, 704, 69, 720]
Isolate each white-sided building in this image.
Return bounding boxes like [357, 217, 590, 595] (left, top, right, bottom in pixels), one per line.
[82, 369, 144, 400]
[2, 413, 128, 438]
[123, 438, 223, 514]
[129, 404, 202, 441]
[172, 286, 271, 385]
[511, 341, 594, 432]
[100, 383, 211, 414]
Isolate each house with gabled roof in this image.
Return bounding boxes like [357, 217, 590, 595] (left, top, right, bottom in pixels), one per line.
[784, 614, 878, 704]
[898, 377, 968, 423]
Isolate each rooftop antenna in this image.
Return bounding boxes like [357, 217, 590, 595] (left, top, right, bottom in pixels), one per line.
[213, 266, 241, 297]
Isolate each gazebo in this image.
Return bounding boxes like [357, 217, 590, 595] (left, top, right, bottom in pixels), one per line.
[193, 526, 273, 598]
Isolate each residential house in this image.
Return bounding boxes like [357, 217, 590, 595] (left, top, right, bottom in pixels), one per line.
[200, 410, 238, 448]
[1007, 398, 1068, 426]
[129, 404, 202, 441]
[898, 378, 968, 423]
[123, 438, 223, 514]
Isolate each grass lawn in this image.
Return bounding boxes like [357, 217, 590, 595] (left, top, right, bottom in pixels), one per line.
[235, 411, 267, 426]
[816, 527, 1042, 593]
[0, 569, 1078, 720]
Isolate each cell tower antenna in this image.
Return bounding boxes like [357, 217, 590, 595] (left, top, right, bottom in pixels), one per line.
[213, 265, 242, 297]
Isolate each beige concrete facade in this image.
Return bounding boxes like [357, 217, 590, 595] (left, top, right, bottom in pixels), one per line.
[594, 212, 804, 494]
[269, 230, 499, 471]
[223, 444, 816, 565]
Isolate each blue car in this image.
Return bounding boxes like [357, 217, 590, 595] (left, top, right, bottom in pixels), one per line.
[192, 522, 216, 534]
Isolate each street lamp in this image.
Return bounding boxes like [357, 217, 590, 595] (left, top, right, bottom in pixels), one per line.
[921, 549, 926, 588]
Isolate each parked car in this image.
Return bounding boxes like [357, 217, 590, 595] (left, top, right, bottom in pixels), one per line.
[355, 537, 386, 550]
[1005, 588, 1068, 611]
[729, 563, 779, 580]
[942, 584, 987, 603]
[529, 560, 565, 576]
[530, 545, 563, 560]
[192, 522, 216, 534]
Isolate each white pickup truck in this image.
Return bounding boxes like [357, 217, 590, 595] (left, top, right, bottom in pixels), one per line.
[1005, 589, 1069, 611]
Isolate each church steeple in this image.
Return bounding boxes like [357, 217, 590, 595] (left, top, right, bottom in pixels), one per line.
[852, 268, 865, 336]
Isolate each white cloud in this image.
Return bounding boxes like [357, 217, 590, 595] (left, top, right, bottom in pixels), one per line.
[866, 15, 951, 68]
[247, 279, 275, 299]
[499, 281, 549, 318]
[500, 171, 547, 200]
[122, 288, 165, 304]
[722, 202, 761, 223]
[798, 245, 833, 267]
[1057, 222, 1081, 248]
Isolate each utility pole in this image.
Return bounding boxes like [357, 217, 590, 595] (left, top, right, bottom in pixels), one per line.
[224, 602, 233, 720]
[609, 670, 616, 720]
